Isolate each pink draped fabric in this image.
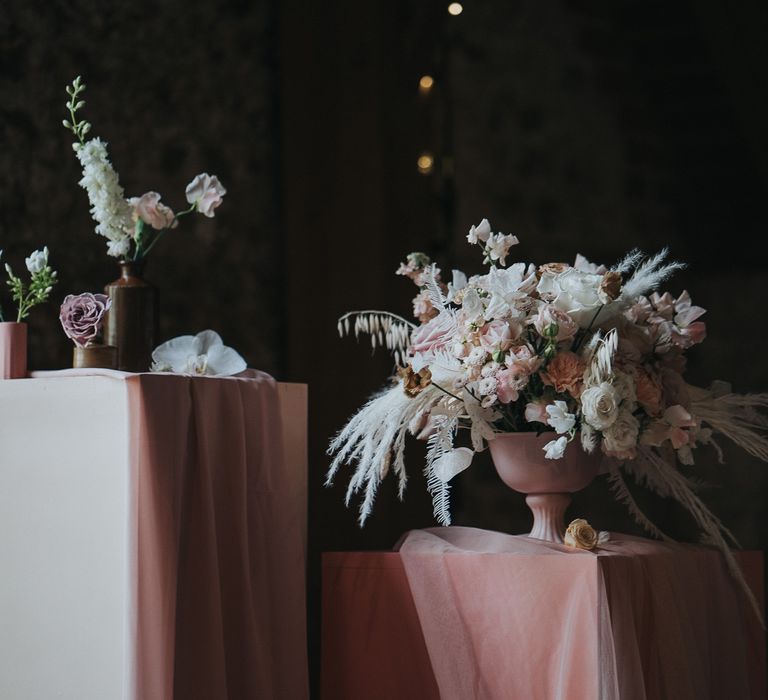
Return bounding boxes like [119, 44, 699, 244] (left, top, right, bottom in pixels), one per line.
[32, 369, 309, 700]
[397, 527, 765, 700]
[321, 552, 440, 700]
[128, 372, 308, 700]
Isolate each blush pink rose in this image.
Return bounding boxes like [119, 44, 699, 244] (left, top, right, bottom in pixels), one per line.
[478, 319, 517, 351]
[128, 192, 176, 230]
[185, 173, 227, 217]
[409, 312, 455, 356]
[532, 305, 577, 341]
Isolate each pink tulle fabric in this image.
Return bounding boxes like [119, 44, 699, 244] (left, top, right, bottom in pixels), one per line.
[397, 527, 765, 700]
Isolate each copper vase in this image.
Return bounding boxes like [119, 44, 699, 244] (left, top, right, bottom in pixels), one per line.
[103, 261, 157, 372]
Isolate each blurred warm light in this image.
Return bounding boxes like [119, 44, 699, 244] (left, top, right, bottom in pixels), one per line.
[417, 152, 435, 175]
[419, 75, 435, 93]
[447, 3, 463, 16]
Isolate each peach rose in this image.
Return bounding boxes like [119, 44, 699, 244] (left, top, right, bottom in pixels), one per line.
[635, 366, 663, 417]
[564, 519, 599, 550]
[540, 351, 586, 397]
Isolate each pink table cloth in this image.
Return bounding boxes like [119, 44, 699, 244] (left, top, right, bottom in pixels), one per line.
[1, 369, 308, 700]
[322, 528, 764, 700]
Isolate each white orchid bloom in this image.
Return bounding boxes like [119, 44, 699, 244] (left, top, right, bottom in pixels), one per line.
[546, 400, 576, 434]
[151, 330, 246, 376]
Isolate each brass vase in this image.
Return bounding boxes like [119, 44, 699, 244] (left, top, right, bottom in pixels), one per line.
[103, 261, 157, 372]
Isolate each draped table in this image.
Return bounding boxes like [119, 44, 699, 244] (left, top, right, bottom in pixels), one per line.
[0, 369, 309, 700]
[322, 527, 765, 700]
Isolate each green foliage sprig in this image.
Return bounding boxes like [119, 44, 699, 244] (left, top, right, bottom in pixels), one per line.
[4, 247, 58, 322]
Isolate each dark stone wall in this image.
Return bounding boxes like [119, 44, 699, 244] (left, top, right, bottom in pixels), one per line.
[440, 0, 768, 546]
[0, 0, 280, 374]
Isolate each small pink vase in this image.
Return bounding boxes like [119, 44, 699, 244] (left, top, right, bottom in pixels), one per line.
[0, 322, 28, 379]
[488, 432, 602, 543]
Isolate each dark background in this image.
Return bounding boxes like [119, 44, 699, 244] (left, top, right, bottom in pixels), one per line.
[2, 0, 767, 691]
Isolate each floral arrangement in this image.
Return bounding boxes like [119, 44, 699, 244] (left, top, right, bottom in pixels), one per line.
[151, 330, 246, 376]
[1, 247, 58, 322]
[63, 76, 226, 261]
[59, 293, 111, 347]
[327, 219, 768, 613]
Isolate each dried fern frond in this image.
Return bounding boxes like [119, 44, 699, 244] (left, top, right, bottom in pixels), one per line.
[423, 401, 464, 525]
[422, 263, 449, 312]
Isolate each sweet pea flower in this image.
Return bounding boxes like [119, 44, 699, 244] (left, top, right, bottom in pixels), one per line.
[546, 401, 576, 434]
[185, 173, 227, 217]
[128, 192, 177, 230]
[467, 218, 492, 245]
[524, 402, 549, 424]
[486, 232, 519, 266]
[543, 436, 568, 460]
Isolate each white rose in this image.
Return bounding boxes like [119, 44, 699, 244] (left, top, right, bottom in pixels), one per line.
[580, 382, 619, 430]
[537, 268, 604, 327]
[603, 410, 640, 454]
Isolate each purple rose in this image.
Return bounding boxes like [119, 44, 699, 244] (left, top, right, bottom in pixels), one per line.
[59, 293, 111, 348]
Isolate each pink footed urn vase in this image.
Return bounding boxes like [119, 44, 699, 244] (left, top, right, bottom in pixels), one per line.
[488, 432, 602, 543]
